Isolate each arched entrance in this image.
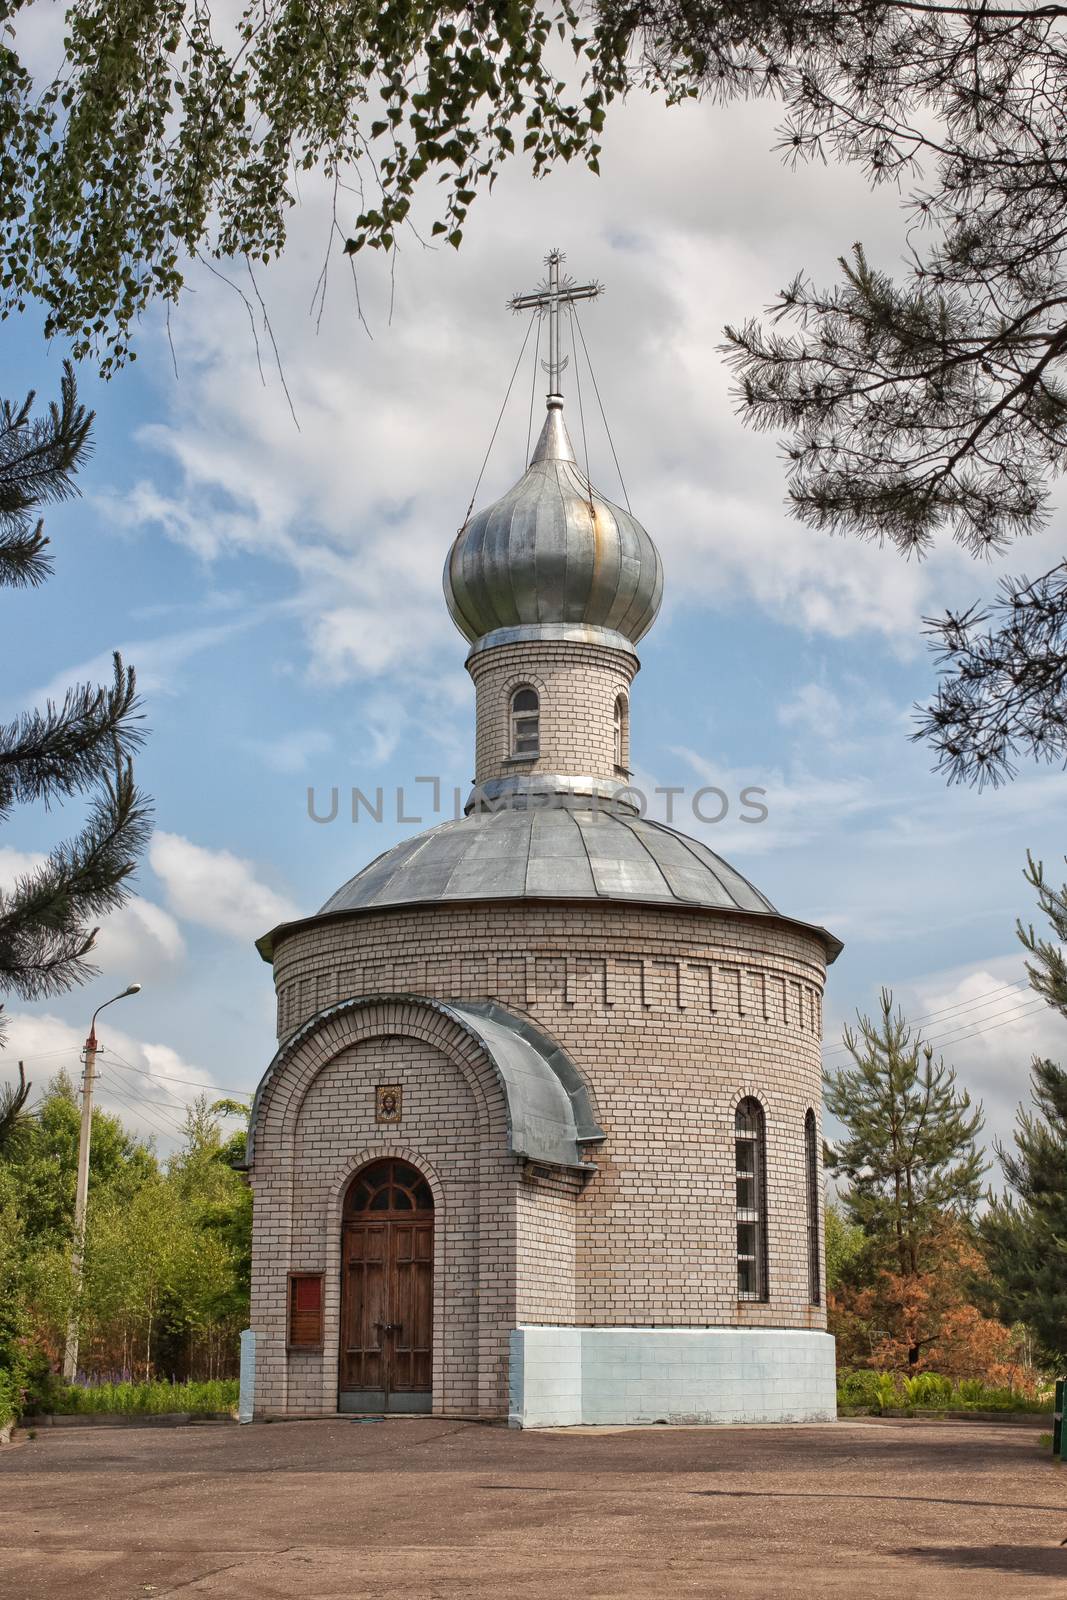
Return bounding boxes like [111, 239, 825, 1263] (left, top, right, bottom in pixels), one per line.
[339, 1159, 434, 1413]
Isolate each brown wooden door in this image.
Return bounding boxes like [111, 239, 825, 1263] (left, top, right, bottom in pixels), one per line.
[339, 1160, 433, 1411]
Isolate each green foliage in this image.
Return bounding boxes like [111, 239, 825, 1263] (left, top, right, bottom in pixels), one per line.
[825, 989, 986, 1277]
[902, 1372, 952, 1408]
[823, 1197, 865, 1294]
[835, 1369, 1049, 1415]
[835, 1369, 886, 1410]
[0, 1080, 250, 1397]
[48, 1377, 238, 1415]
[0, 0, 625, 373]
[978, 854, 1067, 1366]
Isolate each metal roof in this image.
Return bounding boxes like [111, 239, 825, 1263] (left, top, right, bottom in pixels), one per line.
[318, 807, 776, 916]
[242, 994, 603, 1172]
[443, 400, 663, 649]
[256, 807, 842, 962]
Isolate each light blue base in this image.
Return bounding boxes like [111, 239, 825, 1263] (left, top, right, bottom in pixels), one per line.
[508, 1326, 837, 1428]
[238, 1328, 256, 1423]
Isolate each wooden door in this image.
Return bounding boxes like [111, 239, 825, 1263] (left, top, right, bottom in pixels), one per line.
[339, 1160, 433, 1412]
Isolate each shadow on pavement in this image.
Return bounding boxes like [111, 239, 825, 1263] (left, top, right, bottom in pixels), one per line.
[896, 1544, 1067, 1578]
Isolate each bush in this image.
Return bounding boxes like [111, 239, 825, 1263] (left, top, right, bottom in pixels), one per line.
[836, 1368, 1054, 1415]
[44, 1378, 239, 1416]
[903, 1373, 953, 1407]
[0, 1368, 19, 1428]
[837, 1370, 888, 1409]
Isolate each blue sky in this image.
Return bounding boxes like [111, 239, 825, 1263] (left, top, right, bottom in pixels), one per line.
[2, 89, 1065, 1165]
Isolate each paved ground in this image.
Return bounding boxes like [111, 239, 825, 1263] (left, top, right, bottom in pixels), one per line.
[2, 1416, 1065, 1599]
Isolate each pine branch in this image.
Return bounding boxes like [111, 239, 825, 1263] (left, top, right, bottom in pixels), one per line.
[0, 1057, 33, 1147]
[0, 517, 51, 589]
[0, 756, 153, 1003]
[0, 360, 93, 589]
[915, 564, 1067, 785]
[0, 652, 144, 820]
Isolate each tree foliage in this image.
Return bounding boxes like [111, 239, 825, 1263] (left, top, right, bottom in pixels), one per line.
[978, 853, 1067, 1366]
[0, 0, 622, 373]
[0, 365, 150, 1040]
[5, 3, 1067, 777]
[918, 564, 1067, 788]
[824, 987, 987, 1277]
[830, 1221, 1026, 1378]
[0, 1079, 251, 1409]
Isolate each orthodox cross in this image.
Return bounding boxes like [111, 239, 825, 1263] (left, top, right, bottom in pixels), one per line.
[508, 249, 603, 398]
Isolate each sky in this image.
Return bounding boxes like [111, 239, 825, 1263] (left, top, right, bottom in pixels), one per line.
[3, 80, 1066, 1172]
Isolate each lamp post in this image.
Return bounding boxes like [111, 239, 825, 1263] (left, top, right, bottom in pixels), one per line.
[62, 983, 142, 1382]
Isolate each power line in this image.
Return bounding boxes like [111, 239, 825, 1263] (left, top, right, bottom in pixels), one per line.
[824, 997, 1049, 1064]
[96, 1072, 186, 1139]
[922, 999, 1050, 1053]
[822, 979, 1032, 1057]
[102, 1047, 251, 1099]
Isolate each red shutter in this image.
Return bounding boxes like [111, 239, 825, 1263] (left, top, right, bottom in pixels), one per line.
[288, 1273, 324, 1349]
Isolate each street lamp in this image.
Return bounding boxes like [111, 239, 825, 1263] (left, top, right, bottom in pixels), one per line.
[62, 983, 142, 1382]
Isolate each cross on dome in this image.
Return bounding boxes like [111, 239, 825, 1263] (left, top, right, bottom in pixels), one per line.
[508, 249, 603, 400]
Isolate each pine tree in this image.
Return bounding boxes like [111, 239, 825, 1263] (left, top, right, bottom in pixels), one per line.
[0, 364, 151, 1044]
[978, 855, 1067, 1366]
[825, 989, 987, 1279]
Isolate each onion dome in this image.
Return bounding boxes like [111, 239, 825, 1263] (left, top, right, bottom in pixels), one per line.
[443, 399, 663, 653]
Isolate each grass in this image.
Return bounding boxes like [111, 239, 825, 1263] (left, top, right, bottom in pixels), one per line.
[47, 1378, 239, 1416]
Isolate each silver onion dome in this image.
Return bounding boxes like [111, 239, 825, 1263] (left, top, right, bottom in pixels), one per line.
[444, 399, 663, 652]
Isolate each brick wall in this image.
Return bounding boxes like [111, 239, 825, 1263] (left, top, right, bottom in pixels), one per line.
[468, 640, 637, 783]
[251, 897, 830, 1417]
[249, 1001, 519, 1419]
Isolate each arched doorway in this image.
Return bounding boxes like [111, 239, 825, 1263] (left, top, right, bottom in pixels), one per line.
[339, 1158, 434, 1413]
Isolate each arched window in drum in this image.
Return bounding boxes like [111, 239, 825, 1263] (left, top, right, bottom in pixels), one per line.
[510, 685, 540, 758]
[735, 1098, 768, 1301]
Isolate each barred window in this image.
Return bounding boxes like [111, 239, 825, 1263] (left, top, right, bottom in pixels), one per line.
[805, 1109, 821, 1305]
[735, 1098, 768, 1301]
[510, 686, 540, 758]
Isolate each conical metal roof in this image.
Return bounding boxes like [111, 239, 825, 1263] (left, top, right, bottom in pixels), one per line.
[443, 399, 663, 652]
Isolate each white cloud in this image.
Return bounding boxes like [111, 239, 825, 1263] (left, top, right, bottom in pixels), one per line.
[150, 830, 300, 939]
[100, 85, 997, 696]
[0, 848, 185, 981]
[825, 957, 1067, 1173]
[10, 615, 270, 713]
[0, 1011, 218, 1149]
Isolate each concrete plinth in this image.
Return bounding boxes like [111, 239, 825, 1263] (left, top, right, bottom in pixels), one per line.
[509, 1326, 837, 1428]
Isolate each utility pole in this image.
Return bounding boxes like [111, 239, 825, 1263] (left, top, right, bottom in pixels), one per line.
[62, 983, 142, 1383]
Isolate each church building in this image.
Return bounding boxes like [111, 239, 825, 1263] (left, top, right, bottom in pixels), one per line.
[242, 254, 842, 1426]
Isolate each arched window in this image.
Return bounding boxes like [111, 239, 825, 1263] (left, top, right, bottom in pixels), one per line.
[735, 1098, 768, 1301]
[613, 694, 629, 772]
[510, 685, 540, 758]
[805, 1109, 821, 1305]
[344, 1158, 434, 1216]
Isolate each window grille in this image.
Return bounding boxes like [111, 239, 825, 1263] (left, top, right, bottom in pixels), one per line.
[510, 686, 540, 758]
[805, 1109, 821, 1304]
[735, 1098, 768, 1301]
